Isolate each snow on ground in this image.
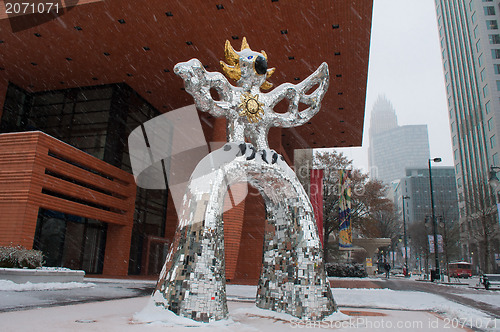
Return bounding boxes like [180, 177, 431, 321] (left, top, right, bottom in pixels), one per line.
[134, 295, 350, 328]
[0, 295, 486, 332]
[224, 285, 499, 331]
[0, 280, 95, 291]
[333, 287, 491, 314]
[0, 282, 498, 331]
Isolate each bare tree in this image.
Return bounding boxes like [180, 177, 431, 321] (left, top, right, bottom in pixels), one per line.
[463, 180, 500, 273]
[408, 220, 430, 274]
[315, 151, 400, 262]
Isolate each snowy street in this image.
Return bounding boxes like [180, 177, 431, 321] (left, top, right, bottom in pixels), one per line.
[330, 276, 500, 319]
[0, 276, 499, 331]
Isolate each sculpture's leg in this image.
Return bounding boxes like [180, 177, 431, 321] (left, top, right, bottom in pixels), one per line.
[253, 162, 337, 320]
[151, 143, 249, 322]
[152, 174, 229, 322]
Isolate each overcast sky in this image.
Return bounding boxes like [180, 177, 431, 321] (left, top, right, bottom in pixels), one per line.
[335, 0, 454, 171]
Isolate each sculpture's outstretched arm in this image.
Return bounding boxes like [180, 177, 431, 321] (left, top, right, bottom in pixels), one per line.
[174, 59, 234, 117]
[268, 62, 329, 128]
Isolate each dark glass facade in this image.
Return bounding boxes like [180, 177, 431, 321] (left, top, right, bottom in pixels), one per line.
[1, 82, 168, 274]
[33, 209, 107, 274]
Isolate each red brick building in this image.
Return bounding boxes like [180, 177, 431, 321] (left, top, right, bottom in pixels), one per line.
[0, 0, 373, 282]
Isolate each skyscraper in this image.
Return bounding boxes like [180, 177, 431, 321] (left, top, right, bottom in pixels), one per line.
[435, 0, 500, 269]
[368, 96, 430, 185]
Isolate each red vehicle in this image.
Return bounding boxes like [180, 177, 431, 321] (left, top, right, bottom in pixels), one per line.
[448, 262, 472, 278]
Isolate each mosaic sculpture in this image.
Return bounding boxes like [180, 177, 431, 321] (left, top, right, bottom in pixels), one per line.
[152, 38, 336, 322]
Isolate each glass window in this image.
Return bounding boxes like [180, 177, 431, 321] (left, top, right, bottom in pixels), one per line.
[482, 0, 493, 2]
[491, 135, 497, 148]
[484, 6, 495, 15]
[454, 149, 459, 160]
[486, 101, 491, 114]
[483, 84, 489, 97]
[479, 53, 484, 66]
[489, 34, 500, 44]
[476, 40, 482, 52]
[495, 64, 500, 74]
[488, 117, 494, 131]
[481, 68, 486, 81]
[451, 121, 455, 132]
[472, 12, 477, 24]
[494, 153, 499, 166]
[453, 135, 458, 146]
[487, 20, 498, 30]
[492, 49, 500, 58]
[496, 80, 500, 91]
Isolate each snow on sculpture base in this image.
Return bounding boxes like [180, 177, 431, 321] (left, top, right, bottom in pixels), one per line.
[152, 143, 336, 322]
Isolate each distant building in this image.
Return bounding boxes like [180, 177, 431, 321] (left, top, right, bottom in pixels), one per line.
[394, 167, 459, 226]
[368, 96, 430, 185]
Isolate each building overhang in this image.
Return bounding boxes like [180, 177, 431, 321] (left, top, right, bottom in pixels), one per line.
[0, 0, 373, 153]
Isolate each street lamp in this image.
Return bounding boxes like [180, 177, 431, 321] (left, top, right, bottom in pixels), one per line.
[402, 195, 410, 277]
[429, 157, 441, 281]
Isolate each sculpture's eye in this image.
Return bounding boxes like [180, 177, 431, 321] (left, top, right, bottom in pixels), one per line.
[254, 56, 268, 75]
[247, 56, 253, 60]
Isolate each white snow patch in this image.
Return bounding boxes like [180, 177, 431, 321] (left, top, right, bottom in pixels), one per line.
[0, 280, 95, 291]
[0, 267, 77, 273]
[226, 284, 258, 299]
[231, 305, 349, 323]
[333, 288, 499, 331]
[134, 288, 349, 329]
[133, 298, 237, 328]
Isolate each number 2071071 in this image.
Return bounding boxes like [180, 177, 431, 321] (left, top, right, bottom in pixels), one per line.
[5, 2, 60, 15]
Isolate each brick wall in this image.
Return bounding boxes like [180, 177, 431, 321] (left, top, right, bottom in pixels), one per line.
[223, 182, 247, 280]
[233, 186, 266, 284]
[0, 131, 136, 275]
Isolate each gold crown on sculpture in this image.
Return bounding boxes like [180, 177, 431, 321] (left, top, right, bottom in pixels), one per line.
[219, 37, 275, 90]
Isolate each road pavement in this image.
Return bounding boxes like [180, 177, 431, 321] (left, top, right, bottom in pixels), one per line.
[0, 278, 155, 313]
[372, 277, 500, 319]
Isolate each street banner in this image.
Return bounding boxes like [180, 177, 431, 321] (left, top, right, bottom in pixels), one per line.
[428, 235, 443, 253]
[428, 235, 434, 253]
[310, 169, 324, 246]
[366, 258, 373, 267]
[339, 169, 352, 248]
[401, 247, 410, 258]
[497, 203, 500, 225]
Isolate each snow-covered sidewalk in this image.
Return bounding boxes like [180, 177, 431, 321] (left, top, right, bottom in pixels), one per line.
[0, 280, 94, 292]
[0, 283, 498, 331]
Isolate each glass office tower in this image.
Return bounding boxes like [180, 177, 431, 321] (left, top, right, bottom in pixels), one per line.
[435, 0, 499, 267]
